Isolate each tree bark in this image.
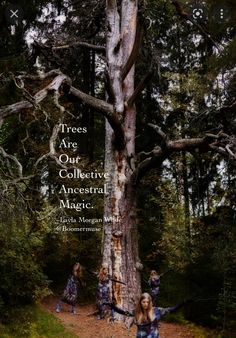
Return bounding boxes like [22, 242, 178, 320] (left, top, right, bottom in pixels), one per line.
[102, 0, 141, 314]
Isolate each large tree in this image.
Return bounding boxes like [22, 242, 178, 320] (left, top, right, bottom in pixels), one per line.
[0, 0, 236, 315]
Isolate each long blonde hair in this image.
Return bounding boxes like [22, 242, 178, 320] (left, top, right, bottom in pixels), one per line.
[98, 264, 109, 281]
[135, 293, 155, 325]
[150, 270, 159, 278]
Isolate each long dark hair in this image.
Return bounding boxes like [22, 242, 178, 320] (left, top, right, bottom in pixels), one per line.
[73, 262, 82, 278]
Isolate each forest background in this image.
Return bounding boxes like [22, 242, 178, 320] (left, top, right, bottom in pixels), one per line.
[0, 0, 235, 337]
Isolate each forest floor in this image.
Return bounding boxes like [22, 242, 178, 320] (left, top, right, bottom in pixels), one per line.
[41, 296, 196, 338]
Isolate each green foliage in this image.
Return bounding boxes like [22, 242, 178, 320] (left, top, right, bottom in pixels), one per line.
[0, 304, 78, 338]
[138, 160, 236, 333]
[0, 198, 50, 320]
[0, 0, 236, 334]
[187, 323, 223, 338]
[216, 279, 236, 333]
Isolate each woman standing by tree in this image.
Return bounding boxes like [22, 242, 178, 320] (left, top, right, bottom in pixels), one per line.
[148, 270, 161, 306]
[96, 264, 111, 319]
[55, 262, 83, 315]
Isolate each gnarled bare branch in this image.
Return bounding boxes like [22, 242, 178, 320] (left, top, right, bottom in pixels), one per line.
[0, 146, 23, 177]
[68, 85, 125, 149]
[68, 86, 114, 116]
[148, 123, 168, 145]
[133, 132, 236, 184]
[52, 41, 106, 54]
[0, 74, 70, 123]
[225, 144, 236, 159]
[35, 123, 68, 168]
[0, 69, 125, 149]
[0, 101, 33, 122]
[17, 69, 62, 81]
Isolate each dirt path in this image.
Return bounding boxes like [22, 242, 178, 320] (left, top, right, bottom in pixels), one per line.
[42, 296, 196, 338]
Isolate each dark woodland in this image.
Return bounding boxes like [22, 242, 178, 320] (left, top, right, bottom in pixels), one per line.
[0, 0, 235, 337]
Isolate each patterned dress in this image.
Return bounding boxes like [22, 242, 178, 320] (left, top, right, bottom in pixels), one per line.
[136, 307, 174, 338]
[61, 275, 78, 306]
[148, 277, 160, 305]
[96, 277, 110, 317]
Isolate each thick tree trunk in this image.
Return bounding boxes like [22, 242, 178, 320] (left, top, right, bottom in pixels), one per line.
[102, 0, 141, 314]
[103, 121, 141, 313]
